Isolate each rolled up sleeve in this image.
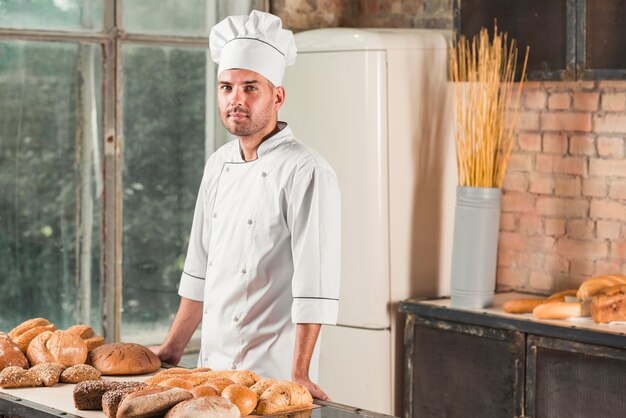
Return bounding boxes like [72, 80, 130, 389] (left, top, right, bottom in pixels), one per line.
[288, 165, 341, 325]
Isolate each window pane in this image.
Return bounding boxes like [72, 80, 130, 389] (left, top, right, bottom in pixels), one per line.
[0, 40, 103, 333]
[0, 0, 103, 32]
[121, 45, 206, 344]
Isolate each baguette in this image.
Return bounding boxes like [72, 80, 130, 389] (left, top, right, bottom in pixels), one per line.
[117, 386, 192, 417]
[256, 381, 313, 415]
[502, 289, 578, 314]
[164, 396, 240, 418]
[576, 274, 626, 300]
[532, 301, 589, 319]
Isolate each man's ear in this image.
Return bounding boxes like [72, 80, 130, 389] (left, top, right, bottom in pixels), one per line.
[275, 86, 286, 108]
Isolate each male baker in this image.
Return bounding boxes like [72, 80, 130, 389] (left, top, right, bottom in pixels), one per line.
[151, 10, 341, 400]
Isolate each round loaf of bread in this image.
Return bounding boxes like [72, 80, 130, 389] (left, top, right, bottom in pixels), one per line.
[0, 333, 29, 371]
[190, 385, 219, 398]
[87, 343, 160, 375]
[206, 377, 235, 394]
[222, 384, 258, 416]
[27, 330, 88, 367]
[164, 395, 240, 418]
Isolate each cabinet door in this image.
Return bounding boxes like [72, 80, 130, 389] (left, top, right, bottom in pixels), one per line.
[404, 315, 524, 418]
[526, 335, 626, 418]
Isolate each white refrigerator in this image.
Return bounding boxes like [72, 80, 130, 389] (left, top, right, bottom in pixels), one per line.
[280, 28, 457, 416]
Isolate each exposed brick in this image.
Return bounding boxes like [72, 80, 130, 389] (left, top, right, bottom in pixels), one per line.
[519, 215, 543, 234]
[523, 90, 547, 110]
[598, 80, 626, 89]
[501, 191, 535, 213]
[609, 180, 626, 201]
[602, 92, 626, 112]
[498, 232, 528, 250]
[536, 155, 586, 176]
[507, 153, 533, 172]
[526, 236, 556, 251]
[536, 197, 589, 218]
[596, 259, 622, 275]
[516, 111, 540, 131]
[597, 136, 624, 158]
[582, 177, 607, 198]
[502, 172, 528, 192]
[545, 218, 566, 236]
[569, 135, 596, 156]
[528, 270, 554, 291]
[529, 174, 554, 194]
[594, 114, 626, 133]
[500, 213, 517, 231]
[541, 112, 592, 132]
[542, 133, 568, 154]
[497, 267, 528, 287]
[544, 81, 595, 90]
[498, 249, 518, 267]
[597, 220, 621, 239]
[544, 254, 569, 273]
[573, 92, 599, 112]
[556, 237, 608, 259]
[589, 159, 626, 177]
[548, 93, 571, 110]
[590, 200, 626, 221]
[555, 177, 581, 197]
[611, 240, 626, 259]
[518, 133, 541, 151]
[570, 259, 595, 276]
[517, 251, 544, 270]
[566, 219, 594, 239]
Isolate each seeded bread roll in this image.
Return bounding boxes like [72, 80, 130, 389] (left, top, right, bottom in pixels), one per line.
[0, 333, 29, 371]
[0, 365, 43, 388]
[73, 379, 145, 410]
[60, 364, 102, 383]
[164, 396, 240, 418]
[102, 386, 145, 418]
[30, 362, 64, 386]
[87, 343, 160, 375]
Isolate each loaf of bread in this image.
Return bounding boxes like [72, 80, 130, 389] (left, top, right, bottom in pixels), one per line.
[250, 378, 277, 397]
[190, 384, 219, 398]
[502, 289, 578, 314]
[73, 379, 145, 410]
[102, 386, 145, 418]
[577, 274, 626, 299]
[222, 384, 258, 416]
[116, 386, 193, 417]
[66, 324, 95, 339]
[9, 318, 56, 353]
[533, 301, 589, 319]
[0, 333, 29, 371]
[27, 330, 88, 367]
[230, 370, 261, 387]
[256, 381, 313, 415]
[590, 284, 626, 323]
[205, 377, 235, 394]
[87, 342, 160, 375]
[30, 362, 64, 386]
[0, 365, 43, 388]
[157, 377, 195, 390]
[60, 364, 102, 383]
[164, 395, 240, 418]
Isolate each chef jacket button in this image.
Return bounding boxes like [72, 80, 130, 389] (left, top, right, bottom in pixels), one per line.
[208, 261, 213, 266]
[247, 219, 253, 225]
[233, 316, 239, 322]
[203, 357, 208, 362]
[241, 268, 246, 274]
[225, 167, 230, 172]
[261, 172, 267, 177]
[213, 213, 217, 218]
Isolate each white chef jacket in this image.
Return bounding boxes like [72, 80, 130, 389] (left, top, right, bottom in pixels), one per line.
[178, 122, 340, 381]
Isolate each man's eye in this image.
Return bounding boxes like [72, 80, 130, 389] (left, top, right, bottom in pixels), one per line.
[220, 85, 232, 91]
[245, 85, 257, 91]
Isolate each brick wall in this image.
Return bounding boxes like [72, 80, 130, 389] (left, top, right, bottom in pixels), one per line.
[270, 0, 626, 294]
[499, 81, 626, 293]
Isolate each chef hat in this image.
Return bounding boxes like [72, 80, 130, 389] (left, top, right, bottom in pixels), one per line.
[209, 10, 297, 87]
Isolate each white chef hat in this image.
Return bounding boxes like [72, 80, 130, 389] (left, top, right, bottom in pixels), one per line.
[209, 10, 297, 87]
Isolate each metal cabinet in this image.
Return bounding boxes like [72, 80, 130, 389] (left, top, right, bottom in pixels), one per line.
[400, 296, 626, 418]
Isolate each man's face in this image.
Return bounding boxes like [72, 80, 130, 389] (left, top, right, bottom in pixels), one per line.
[217, 69, 284, 138]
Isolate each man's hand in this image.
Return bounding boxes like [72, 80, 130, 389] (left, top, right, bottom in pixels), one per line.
[148, 344, 183, 366]
[293, 376, 330, 401]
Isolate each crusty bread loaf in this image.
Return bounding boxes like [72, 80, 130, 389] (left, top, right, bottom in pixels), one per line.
[27, 330, 88, 367]
[102, 386, 145, 418]
[577, 274, 626, 299]
[230, 370, 261, 387]
[250, 378, 276, 397]
[158, 377, 195, 390]
[205, 377, 235, 394]
[164, 395, 240, 418]
[190, 384, 219, 398]
[60, 364, 102, 383]
[502, 289, 578, 314]
[84, 336, 105, 351]
[533, 301, 589, 319]
[66, 324, 95, 339]
[30, 362, 64, 386]
[0, 333, 29, 371]
[117, 386, 192, 417]
[13, 324, 56, 353]
[590, 284, 626, 323]
[256, 381, 313, 415]
[87, 343, 160, 375]
[73, 380, 145, 410]
[222, 384, 258, 416]
[9, 318, 52, 339]
[0, 365, 43, 388]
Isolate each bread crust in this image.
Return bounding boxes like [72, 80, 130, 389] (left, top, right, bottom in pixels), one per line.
[256, 381, 313, 415]
[532, 301, 587, 319]
[87, 343, 160, 375]
[591, 284, 626, 323]
[577, 274, 626, 299]
[222, 384, 258, 416]
[0, 333, 29, 371]
[164, 395, 240, 418]
[117, 386, 192, 417]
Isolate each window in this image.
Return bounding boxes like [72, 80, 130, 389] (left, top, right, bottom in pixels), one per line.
[0, 0, 267, 356]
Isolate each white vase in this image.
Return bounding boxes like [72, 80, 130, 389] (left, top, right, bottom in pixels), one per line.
[450, 186, 501, 309]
